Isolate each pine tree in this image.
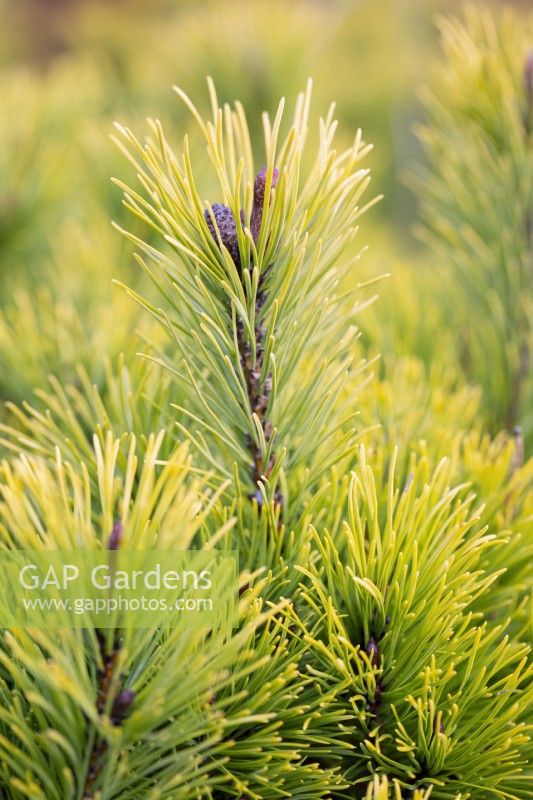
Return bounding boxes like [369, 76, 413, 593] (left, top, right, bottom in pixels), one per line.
[0, 10, 531, 800]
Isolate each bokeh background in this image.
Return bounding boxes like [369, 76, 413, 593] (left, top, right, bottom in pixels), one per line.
[0, 0, 455, 255]
[0, 0, 530, 446]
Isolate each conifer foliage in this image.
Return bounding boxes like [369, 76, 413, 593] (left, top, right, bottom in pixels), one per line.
[412, 7, 533, 446]
[0, 6, 531, 800]
[113, 79, 377, 529]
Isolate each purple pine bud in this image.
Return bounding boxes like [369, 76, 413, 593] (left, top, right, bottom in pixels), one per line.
[204, 203, 241, 269]
[108, 521, 123, 551]
[111, 689, 135, 725]
[366, 636, 381, 670]
[251, 167, 279, 243]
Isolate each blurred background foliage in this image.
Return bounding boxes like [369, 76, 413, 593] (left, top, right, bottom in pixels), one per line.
[0, 0, 531, 453]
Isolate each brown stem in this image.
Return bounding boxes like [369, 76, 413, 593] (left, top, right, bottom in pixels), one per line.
[237, 271, 282, 515]
[82, 633, 120, 798]
[365, 635, 384, 723]
[82, 524, 134, 798]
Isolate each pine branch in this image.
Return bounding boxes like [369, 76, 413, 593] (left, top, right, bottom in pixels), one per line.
[204, 169, 283, 513]
[410, 6, 533, 447]
[291, 445, 533, 798]
[113, 79, 379, 524]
